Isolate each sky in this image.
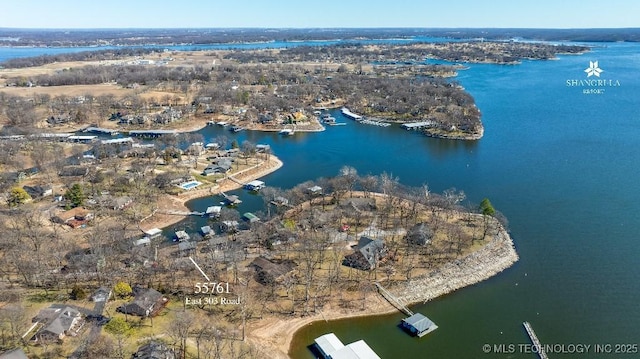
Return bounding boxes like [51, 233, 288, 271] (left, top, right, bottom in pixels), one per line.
[0, 0, 638, 29]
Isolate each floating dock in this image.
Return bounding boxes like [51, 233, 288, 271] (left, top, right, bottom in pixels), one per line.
[128, 129, 176, 137]
[401, 121, 436, 130]
[523, 322, 548, 359]
[401, 313, 438, 337]
[83, 126, 120, 135]
[341, 107, 363, 120]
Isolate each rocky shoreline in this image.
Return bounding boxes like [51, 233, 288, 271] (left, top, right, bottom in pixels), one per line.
[247, 218, 519, 359]
[391, 221, 518, 304]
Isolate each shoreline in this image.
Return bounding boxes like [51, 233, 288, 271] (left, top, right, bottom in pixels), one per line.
[138, 155, 283, 232]
[245, 219, 518, 358]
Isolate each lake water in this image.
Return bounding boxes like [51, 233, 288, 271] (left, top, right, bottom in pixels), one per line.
[2, 40, 639, 358]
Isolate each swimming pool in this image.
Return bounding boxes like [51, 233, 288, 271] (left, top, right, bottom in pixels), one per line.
[179, 181, 202, 190]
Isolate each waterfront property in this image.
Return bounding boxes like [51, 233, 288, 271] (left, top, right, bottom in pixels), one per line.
[205, 205, 222, 218]
[401, 313, 438, 337]
[343, 237, 387, 270]
[178, 180, 202, 190]
[174, 230, 190, 242]
[401, 121, 436, 130]
[128, 129, 177, 137]
[244, 180, 265, 191]
[313, 333, 380, 359]
[341, 107, 363, 121]
[83, 126, 120, 136]
[220, 192, 242, 206]
[243, 212, 260, 223]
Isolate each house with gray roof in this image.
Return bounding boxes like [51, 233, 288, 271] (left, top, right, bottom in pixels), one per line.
[32, 306, 84, 342]
[133, 341, 175, 359]
[342, 236, 387, 271]
[0, 348, 28, 359]
[404, 222, 434, 246]
[118, 287, 167, 317]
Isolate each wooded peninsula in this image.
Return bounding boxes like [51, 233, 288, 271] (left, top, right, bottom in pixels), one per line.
[0, 32, 584, 358]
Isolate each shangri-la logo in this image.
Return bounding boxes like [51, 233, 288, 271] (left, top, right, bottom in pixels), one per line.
[584, 61, 603, 77]
[566, 60, 620, 95]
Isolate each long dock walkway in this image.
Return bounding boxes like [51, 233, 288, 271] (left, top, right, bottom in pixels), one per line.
[227, 175, 246, 186]
[374, 282, 413, 316]
[523, 321, 548, 359]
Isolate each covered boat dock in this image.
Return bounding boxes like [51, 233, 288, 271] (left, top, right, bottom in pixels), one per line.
[314, 333, 380, 359]
[401, 313, 438, 337]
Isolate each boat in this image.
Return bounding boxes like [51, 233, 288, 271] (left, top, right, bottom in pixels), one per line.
[230, 125, 244, 133]
[321, 114, 337, 124]
[279, 128, 295, 136]
[217, 121, 229, 126]
[207, 120, 216, 125]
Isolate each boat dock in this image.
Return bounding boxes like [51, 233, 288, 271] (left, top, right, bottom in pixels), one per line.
[83, 126, 120, 135]
[401, 121, 436, 130]
[360, 118, 391, 127]
[375, 282, 438, 338]
[341, 107, 363, 120]
[523, 322, 548, 359]
[374, 282, 413, 316]
[220, 192, 242, 205]
[314, 333, 380, 359]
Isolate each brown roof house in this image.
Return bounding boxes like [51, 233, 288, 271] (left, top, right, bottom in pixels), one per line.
[52, 207, 93, 228]
[248, 257, 296, 285]
[32, 306, 84, 342]
[118, 287, 168, 317]
[342, 236, 387, 271]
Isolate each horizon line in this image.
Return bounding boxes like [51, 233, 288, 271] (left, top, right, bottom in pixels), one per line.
[2, 27, 640, 31]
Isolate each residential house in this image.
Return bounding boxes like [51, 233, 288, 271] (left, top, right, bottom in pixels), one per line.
[255, 144, 271, 153]
[52, 207, 93, 228]
[218, 220, 239, 233]
[340, 198, 377, 212]
[133, 341, 175, 359]
[22, 184, 53, 199]
[185, 142, 205, 156]
[404, 222, 434, 246]
[342, 237, 387, 270]
[202, 163, 231, 176]
[32, 306, 84, 342]
[178, 241, 197, 254]
[208, 236, 227, 251]
[58, 166, 89, 177]
[91, 287, 112, 303]
[248, 257, 296, 285]
[118, 287, 167, 317]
